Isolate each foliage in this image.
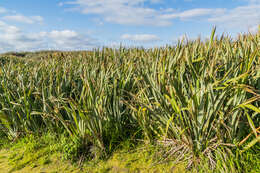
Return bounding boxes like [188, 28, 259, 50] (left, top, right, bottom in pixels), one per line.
[0, 28, 259, 171]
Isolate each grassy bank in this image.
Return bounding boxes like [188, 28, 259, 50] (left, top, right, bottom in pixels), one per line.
[0, 133, 189, 173]
[0, 28, 259, 172]
[0, 132, 259, 173]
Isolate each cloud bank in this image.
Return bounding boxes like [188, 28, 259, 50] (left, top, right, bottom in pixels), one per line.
[67, 0, 260, 30]
[0, 21, 98, 52]
[121, 34, 160, 42]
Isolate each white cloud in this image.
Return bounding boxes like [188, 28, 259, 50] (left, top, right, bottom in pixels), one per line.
[49, 30, 78, 39]
[160, 2, 260, 30]
[208, 4, 260, 30]
[66, 0, 173, 26]
[0, 7, 7, 13]
[160, 8, 225, 20]
[0, 20, 98, 52]
[121, 34, 160, 42]
[249, 25, 259, 33]
[48, 30, 97, 49]
[0, 21, 46, 52]
[66, 0, 227, 26]
[244, 0, 260, 3]
[3, 15, 44, 24]
[150, 0, 163, 3]
[67, 0, 260, 30]
[31, 16, 44, 23]
[58, 2, 64, 6]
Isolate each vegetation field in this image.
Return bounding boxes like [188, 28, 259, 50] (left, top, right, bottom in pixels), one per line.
[0, 28, 259, 172]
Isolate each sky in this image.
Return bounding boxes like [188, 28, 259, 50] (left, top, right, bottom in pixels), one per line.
[0, 0, 259, 52]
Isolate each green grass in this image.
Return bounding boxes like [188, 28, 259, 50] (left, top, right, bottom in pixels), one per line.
[0, 133, 188, 173]
[0, 28, 259, 172]
[0, 132, 258, 172]
[0, 133, 79, 173]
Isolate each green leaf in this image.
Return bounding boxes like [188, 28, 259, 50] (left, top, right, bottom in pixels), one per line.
[243, 104, 260, 113]
[246, 112, 258, 138]
[241, 135, 260, 153]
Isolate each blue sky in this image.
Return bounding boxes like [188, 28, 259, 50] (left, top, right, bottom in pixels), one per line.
[0, 0, 259, 52]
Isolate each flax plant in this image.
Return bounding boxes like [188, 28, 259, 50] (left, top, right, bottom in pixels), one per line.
[0, 28, 259, 170]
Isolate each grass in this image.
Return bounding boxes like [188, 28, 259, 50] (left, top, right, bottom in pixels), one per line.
[0, 132, 188, 173]
[0, 27, 259, 172]
[0, 133, 80, 173]
[0, 132, 258, 172]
